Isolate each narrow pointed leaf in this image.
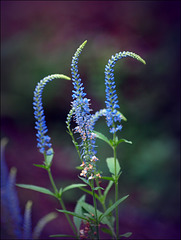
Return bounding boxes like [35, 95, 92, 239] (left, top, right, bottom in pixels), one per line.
[57, 209, 88, 221]
[76, 166, 83, 170]
[33, 164, 47, 169]
[63, 183, 86, 193]
[79, 187, 100, 201]
[78, 176, 91, 186]
[93, 131, 112, 148]
[50, 234, 77, 238]
[119, 232, 132, 238]
[16, 184, 55, 197]
[101, 227, 113, 236]
[104, 180, 114, 199]
[80, 202, 102, 220]
[116, 139, 132, 146]
[106, 157, 121, 175]
[94, 187, 104, 191]
[74, 195, 86, 232]
[59, 188, 63, 197]
[83, 213, 96, 222]
[101, 176, 114, 181]
[100, 195, 129, 221]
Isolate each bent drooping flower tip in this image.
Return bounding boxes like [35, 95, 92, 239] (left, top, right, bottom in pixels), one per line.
[104, 51, 146, 133]
[33, 74, 71, 155]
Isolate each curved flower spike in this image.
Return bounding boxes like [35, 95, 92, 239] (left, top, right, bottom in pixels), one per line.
[104, 51, 146, 133]
[71, 40, 87, 100]
[23, 201, 33, 239]
[70, 41, 99, 178]
[33, 74, 71, 155]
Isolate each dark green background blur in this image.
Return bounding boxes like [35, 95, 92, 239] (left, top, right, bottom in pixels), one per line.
[1, 1, 180, 239]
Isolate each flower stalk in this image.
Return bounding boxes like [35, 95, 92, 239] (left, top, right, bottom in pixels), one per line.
[45, 159, 77, 236]
[91, 180, 100, 240]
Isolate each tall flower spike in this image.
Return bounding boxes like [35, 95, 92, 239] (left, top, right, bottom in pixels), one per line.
[71, 40, 87, 100]
[23, 201, 33, 240]
[5, 168, 23, 238]
[33, 74, 71, 155]
[70, 41, 99, 179]
[104, 51, 146, 133]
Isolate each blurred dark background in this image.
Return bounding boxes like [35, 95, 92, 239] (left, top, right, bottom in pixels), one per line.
[1, 1, 180, 239]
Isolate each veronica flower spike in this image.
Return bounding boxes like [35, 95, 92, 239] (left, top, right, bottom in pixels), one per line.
[105, 51, 146, 133]
[70, 41, 100, 179]
[33, 74, 70, 155]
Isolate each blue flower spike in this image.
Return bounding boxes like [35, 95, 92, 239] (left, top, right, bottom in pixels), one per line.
[70, 41, 101, 179]
[105, 51, 146, 133]
[33, 74, 71, 156]
[23, 201, 33, 240]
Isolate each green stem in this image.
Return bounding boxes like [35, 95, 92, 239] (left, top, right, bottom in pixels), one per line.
[46, 166, 77, 236]
[96, 178, 106, 212]
[59, 198, 77, 236]
[113, 132, 119, 239]
[67, 125, 83, 163]
[91, 180, 100, 240]
[47, 167, 58, 195]
[95, 179, 116, 240]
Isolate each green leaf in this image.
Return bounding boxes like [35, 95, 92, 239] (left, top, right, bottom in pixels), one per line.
[83, 213, 96, 222]
[104, 180, 114, 200]
[78, 176, 91, 186]
[116, 139, 132, 146]
[80, 202, 102, 220]
[80, 202, 101, 217]
[59, 188, 63, 197]
[99, 195, 129, 221]
[101, 176, 114, 181]
[16, 184, 55, 197]
[63, 183, 87, 193]
[93, 131, 112, 148]
[80, 201, 116, 238]
[79, 187, 100, 201]
[80, 200, 116, 237]
[94, 187, 104, 191]
[44, 148, 54, 167]
[117, 171, 122, 179]
[120, 232, 132, 238]
[50, 234, 76, 238]
[57, 209, 88, 221]
[101, 227, 113, 236]
[106, 157, 121, 175]
[74, 195, 86, 232]
[33, 164, 47, 169]
[76, 166, 83, 170]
